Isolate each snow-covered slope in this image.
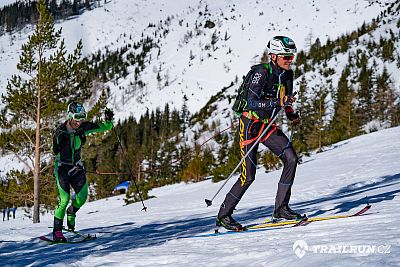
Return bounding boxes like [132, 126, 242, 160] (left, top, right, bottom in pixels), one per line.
[0, 0, 397, 121]
[1, 126, 399, 266]
[0, 0, 17, 8]
[190, 0, 400, 150]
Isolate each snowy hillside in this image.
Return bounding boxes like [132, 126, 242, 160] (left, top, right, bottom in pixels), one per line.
[0, 0, 397, 121]
[1, 126, 399, 266]
[0, 0, 17, 8]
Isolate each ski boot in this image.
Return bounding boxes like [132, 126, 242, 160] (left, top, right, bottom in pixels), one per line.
[272, 204, 306, 221]
[66, 209, 76, 232]
[216, 215, 246, 231]
[52, 230, 67, 243]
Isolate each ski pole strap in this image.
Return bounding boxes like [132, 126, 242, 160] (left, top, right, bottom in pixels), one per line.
[259, 124, 277, 143]
[240, 123, 277, 147]
[57, 159, 83, 168]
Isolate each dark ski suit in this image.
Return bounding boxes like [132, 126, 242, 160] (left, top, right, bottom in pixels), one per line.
[218, 62, 299, 218]
[52, 120, 112, 230]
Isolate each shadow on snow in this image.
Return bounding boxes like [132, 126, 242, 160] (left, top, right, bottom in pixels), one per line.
[1, 173, 399, 266]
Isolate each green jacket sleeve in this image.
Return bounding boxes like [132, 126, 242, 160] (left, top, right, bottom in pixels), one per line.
[82, 121, 113, 135]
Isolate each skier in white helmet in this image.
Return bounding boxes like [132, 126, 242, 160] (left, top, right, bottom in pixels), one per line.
[217, 36, 303, 231]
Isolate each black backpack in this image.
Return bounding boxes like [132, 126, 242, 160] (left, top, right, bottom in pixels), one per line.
[232, 63, 273, 114]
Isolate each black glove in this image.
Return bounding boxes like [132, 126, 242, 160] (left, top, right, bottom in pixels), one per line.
[287, 112, 300, 126]
[104, 108, 114, 122]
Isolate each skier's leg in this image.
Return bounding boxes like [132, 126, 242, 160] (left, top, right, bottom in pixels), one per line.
[217, 116, 259, 219]
[262, 129, 298, 210]
[69, 170, 88, 210]
[67, 170, 88, 230]
[54, 165, 71, 231]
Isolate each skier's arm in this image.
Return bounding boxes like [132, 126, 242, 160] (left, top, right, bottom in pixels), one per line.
[284, 71, 295, 115]
[247, 69, 276, 111]
[82, 108, 114, 134]
[82, 120, 113, 135]
[284, 71, 300, 125]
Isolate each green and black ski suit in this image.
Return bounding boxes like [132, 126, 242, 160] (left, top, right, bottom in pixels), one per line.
[52, 120, 112, 230]
[218, 62, 299, 218]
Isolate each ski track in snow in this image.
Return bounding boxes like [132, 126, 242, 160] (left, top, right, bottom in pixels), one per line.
[0, 126, 399, 266]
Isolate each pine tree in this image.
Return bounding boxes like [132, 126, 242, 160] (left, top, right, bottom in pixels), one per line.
[380, 38, 394, 60]
[357, 52, 373, 123]
[182, 146, 204, 183]
[50, 0, 58, 18]
[212, 124, 240, 182]
[330, 66, 360, 143]
[305, 86, 328, 151]
[291, 76, 310, 154]
[181, 94, 190, 141]
[372, 67, 398, 126]
[262, 150, 282, 172]
[72, 0, 80, 16]
[182, 146, 214, 182]
[1, 0, 92, 223]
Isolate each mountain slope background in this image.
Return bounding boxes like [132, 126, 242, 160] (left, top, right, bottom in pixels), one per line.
[0, 0, 399, 212]
[0, 0, 398, 120]
[0, 1, 399, 265]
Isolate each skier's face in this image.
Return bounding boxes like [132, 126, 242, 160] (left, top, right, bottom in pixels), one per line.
[272, 54, 294, 70]
[70, 119, 83, 129]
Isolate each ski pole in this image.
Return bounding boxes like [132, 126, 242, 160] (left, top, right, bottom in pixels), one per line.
[83, 169, 130, 175]
[95, 170, 130, 175]
[289, 125, 294, 142]
[289, 93, 301, 143]
[112, 126, 148, 212]
[205, 108, 282, 207]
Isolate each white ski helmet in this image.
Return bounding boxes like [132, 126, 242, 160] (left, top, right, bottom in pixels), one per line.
[267, 36, 297, 55]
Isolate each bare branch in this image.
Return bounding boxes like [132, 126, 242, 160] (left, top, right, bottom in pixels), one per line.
[7, 150, 33, 173]
[40, 163, 53, 174]
[17, 125, 35, 147]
